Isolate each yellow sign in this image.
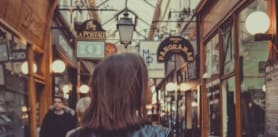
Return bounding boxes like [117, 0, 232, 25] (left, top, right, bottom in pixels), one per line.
[77, 31, 106, 40]
[158, 44, 194, 61]
[157, 36, 194, 62]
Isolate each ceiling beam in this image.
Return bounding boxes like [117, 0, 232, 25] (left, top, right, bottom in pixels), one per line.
[148, 0, 171, 40]
[86, 0, 100, 22]
[141, 0, 155, 8]
[147, 0, 162, 40]
[96, 0, 111, 8]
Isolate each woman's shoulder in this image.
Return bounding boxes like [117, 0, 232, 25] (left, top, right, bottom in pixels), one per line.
[68, 125, 171, 137]
[131, 124, 171, 137]
[68, 127, 93, 137]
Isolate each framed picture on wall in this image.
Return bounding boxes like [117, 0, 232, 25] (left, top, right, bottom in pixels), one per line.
[0, 40, 9, 62]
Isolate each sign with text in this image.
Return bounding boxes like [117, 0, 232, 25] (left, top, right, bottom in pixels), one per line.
[52, 29, 77, 65]
[76, 41, 105, 59]
[157, 36, 194, 63]
[140, 41, 165, 78]
[75, 19, 106, 40]
[10, 49, 27, 61]
[265, 62, 278, 137]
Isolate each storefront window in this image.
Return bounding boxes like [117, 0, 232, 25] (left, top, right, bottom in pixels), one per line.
[239, 0, 268, 136]
[220, 21, 234, 74]
[207, 86, 221, 137]
[222, 77, 235, 137]
[0, 71, 30, 137]
[192, 90, 200, 137]
[205, 35, 220, 78]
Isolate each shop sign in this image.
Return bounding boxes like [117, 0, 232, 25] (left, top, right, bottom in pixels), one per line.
[58, 35, 76, 64]
[52, 29, 77, 65]
[10, 49, 27, 61]
[75, 19, 106, 40]
[76, 41, 105, 59]
[157, 36, 194, 62]
[140, 41, 165, 78]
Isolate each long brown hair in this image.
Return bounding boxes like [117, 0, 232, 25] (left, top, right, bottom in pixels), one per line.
[81, 53, 149, 131]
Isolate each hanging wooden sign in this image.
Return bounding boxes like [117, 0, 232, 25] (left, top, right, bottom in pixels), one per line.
[75, 19, 106, 40]
[157, 36, 194, 62]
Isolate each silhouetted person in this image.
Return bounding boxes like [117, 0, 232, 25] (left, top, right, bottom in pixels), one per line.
[68, 53, 171, 137]
[241, 92, 265, 137]
[40, 96, 77, 137]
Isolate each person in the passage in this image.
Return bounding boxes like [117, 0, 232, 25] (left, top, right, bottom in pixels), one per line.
[68, 53, 171, 137]
[66, 97, 91, 137]
[39, 96, 77, 137]
[241, 92, 265, 137]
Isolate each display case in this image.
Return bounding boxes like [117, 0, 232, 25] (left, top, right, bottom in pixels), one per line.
[0, 111, 16, 137]
[0, 69, 29, 137]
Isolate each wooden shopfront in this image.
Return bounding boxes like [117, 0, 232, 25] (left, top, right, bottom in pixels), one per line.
[0, 0, 59, 137]
[197, 0, 277, 137]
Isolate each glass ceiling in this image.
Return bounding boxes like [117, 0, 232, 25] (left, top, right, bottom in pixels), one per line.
[58, 0, 200, 47]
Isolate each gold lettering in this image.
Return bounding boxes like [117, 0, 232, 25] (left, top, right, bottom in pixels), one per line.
[169, 44, 177, 49]
[187, 52, 194, 61]
[158, 43, 194, 62]
[78, 31, 106, 39]
[78, 33, 83, 38]
[98, 33, 102, 38]
[160, 51, 166, 57]
[169, 44, 173, 49]
[182, 47, 188, 52]
[163, 47, 169, 52]
[85, 31, 90, 37]
[188, 57, 194, 61]
[158, 56, 164, 61]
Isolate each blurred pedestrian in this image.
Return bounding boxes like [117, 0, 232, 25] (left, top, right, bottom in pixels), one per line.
[66, 97, 91, 137]
[40, 96, 77, 137]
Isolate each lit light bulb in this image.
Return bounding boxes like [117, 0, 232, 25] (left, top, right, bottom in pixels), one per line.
[51, 59, 66, 73]
[62, 85, 71, 93]
[166, 82, 177, 91]
[21, 61, 38, 74]
[245, 11, 270, 35]
[79, 84, 90, 94]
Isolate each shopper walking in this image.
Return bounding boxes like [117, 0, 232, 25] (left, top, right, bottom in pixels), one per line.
[66, 97, 91, 137]
[39, 96, 77, 137]
[68, 53, 171, 137]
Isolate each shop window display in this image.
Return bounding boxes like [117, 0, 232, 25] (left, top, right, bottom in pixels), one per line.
[239, 0, 268, 136]
[191, 90, 200, 137]
[0, 90, 29, 137]
[222, 77, 235, 137]
[0, 32, 30, 137]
